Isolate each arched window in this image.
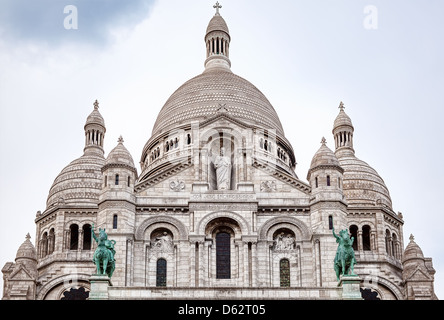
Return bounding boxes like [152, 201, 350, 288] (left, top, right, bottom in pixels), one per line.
[392, 233, 398, 258]
[362, 225, 371, 251]
[315, 177, 318, 188]
[115, 174, 119, 185]
[385, 229, 391, 255]
[349, 225, 358, 251]
[259, 138, 264, 149]
[127, 176, 131, 187]
[187, 134, 192, 145]
[113, 215, 118, 229]
[70, 224, 79, 250]
[328, 215, 333, 230]
[327, 175, 331, 186]
[48, 228, 55, 254]
[165, 141, 169, 152]
[280, 259, 290, 287]
[83, 224, 92, 250]
[41, 232, 48, 257]
[216, 232, 231, 279]
[156, 258, 167, 287]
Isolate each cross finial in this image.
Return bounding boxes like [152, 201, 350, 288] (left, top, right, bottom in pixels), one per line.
[25, 233, 31, 241]
[409, 234, 415, 242]
[214, 1, 222, 15]
[94, 99, 99, 110]
[321, 137, 327, 145]
[339, 101, 345, 111]
[118, 135, 124, 143]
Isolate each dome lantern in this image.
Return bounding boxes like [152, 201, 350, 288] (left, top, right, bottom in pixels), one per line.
[204, 2, 231, 71]
[333, 101, 354, 157]
[84, 99, 106, 157]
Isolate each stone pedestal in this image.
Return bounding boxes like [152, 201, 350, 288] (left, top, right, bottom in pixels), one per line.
[339, 275, 362, 300]
[89, 274, 112, 300]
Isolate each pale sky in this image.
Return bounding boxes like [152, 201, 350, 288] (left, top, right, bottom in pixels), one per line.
[0, 0, 443, 299]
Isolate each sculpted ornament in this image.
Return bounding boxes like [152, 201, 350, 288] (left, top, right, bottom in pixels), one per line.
[170, 180, 185, 192]
[152, 232, 173, 252]
[274, 232, 295, 250]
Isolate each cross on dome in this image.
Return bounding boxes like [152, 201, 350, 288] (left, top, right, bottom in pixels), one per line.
[118, 135, 124, 143]
[321, 137, 327, 145]
[94, 99, 99, 110]
[339, 101, 345, 111]
[214, 1, 222, 15]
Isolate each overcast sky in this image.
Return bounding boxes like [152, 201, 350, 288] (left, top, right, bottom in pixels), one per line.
[0, 0, 443, 299]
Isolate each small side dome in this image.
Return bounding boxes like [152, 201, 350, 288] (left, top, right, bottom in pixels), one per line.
[402, 234, 425, 264]
[310, 137, 340, 169]
[104, 136, 137, 172]
[307, 138, 342, 180]
[15, 234, 37, 262]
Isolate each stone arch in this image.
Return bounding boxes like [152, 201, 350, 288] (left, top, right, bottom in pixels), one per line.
[37, 273, 92, 300]
[135, 215, 188, 241]
[197, 211, 250, 236]
[360, 274, 404, 300]
[259, 216, 311, 241]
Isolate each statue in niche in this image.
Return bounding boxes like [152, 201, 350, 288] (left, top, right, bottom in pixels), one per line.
[274, 232, 295, 250]
[213, 147, 231, 190]
[152, 231, 173, 251]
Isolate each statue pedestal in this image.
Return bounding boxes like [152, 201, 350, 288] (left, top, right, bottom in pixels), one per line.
[339, 275, 363, 300]
[89, 274, 112, 300]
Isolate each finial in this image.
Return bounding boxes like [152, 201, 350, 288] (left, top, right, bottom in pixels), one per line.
[94, 99, 99, 110]
[321, 137, 327, 145]
[409, 234, 415, 242]
[25, 233, 31, 240]
[118, 135, 124, 143]
[339, 101, 345, 111]
[214, 1, 222, 15]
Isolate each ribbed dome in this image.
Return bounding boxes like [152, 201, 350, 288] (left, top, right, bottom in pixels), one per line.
[333, 104, 353, 130]
[46, 154, 104, 208]
[151, 68, 285, 137]
[206, 14, 230, 37]
[309, 138, 340, 169]
[338, 154, 392, 208]
[403, 234, 425, 263]
[15, 234, 37, 261]
[105, 137, 136, 170]
[85, 100, 105, 128]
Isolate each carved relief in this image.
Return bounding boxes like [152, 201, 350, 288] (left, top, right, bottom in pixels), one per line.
[273, 230, 295, 250]
[260, 181, 276, 192]
[151, 229, 174, 252]
[170, 180, 185, 192]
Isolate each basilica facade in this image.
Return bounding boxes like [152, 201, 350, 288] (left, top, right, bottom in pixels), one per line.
[2, 5, 437, 300]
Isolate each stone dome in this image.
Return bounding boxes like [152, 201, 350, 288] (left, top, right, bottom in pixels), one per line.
[402, 234, 425, 264]
[151, 67, 285, 137]
[46, 153, 104, 208]
[15, 234, 37, 261]
[309, 138, 340, 169]
[206, 14, 230, 37]
[338, 154, 392, 208]
[333, 106, 353, 130]
[85, 100, 105, 128]
[104, 136, 136, 171]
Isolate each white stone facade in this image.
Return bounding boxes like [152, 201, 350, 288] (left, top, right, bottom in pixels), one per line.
[2, 6, 437, 301]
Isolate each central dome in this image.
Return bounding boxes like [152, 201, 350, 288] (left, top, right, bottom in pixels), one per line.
[151, 68, 285, 137]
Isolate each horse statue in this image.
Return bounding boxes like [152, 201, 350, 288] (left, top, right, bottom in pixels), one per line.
[92, 224, 116, 278]
[333, 227, 357, 281]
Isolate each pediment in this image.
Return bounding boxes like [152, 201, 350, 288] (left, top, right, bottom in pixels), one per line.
[253, 158, 311, 195]
[135, 159, 192, 193]
[405, 267, 432, 282]
[9, 265, 34, 281]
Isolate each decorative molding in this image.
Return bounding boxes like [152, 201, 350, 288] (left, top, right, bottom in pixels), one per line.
[170, 180, 185, 192]
[260, 181, 276, 192]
